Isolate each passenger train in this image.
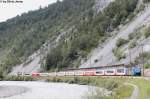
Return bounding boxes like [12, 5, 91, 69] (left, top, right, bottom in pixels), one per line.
[30, 64, 141, 77]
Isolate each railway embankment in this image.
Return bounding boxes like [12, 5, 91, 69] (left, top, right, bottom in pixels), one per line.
[125, 83, 139, 99]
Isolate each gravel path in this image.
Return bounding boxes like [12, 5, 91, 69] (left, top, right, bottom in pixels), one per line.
[125, 83, 139, 99]
[0, 81, 106, 99]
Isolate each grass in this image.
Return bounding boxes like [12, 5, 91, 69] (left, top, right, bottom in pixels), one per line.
[46, 76, 134, 99]
[45, 76, 150, 99]
[132, 78, 150, 99]
[144, 63, 150, 69]
[113, 84, 133, 99]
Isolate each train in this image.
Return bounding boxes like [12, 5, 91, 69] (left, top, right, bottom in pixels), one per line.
[30, 64, 141, 77]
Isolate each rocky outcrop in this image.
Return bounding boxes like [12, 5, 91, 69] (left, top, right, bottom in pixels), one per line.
[94, 0, 115, 14]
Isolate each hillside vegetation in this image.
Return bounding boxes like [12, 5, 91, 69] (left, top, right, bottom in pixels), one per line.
[0, 0, 95, 73]
[0, 0, 138, 74]
[44, 0, 138, 71]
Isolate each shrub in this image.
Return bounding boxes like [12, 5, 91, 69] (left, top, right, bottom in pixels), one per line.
[0, 71, 3, 80]
[144, 28, 150, 38]
[138, 4, 145, 12]
[144, 63, 150, 69]
[4, 76, 36, 81]
[134, 52, 150, 65]
[129, 40, 137, 49]
[116, 38, 128, 47]
[128, 33, 136, 40]
[112, 48, 126, 60]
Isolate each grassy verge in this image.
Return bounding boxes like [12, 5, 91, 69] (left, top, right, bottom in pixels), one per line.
[45, 76, 150, 99]
[4, 76, 37, 81]
[131, 78, 150, 99]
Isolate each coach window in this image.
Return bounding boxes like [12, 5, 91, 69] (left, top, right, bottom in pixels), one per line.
[107, 70, 114, 73]
[117, 69, 124, 73]
[96, 71, 103, 74]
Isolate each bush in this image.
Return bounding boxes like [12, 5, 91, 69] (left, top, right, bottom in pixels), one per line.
[105, 80, 118, 90]
[138, 4, 145, 12]
[128, 33, 136, 40]
[0, 71, 3, 80]
[134, 52, 150, 65]
[116, 38, 128, 47]
[112, 48, 126, 60]
[129, 31, 142, 41]
[144, 28, 150, 38]
[4, 76, 36, 81]
[144, 63, 150, 69]
[129, 40, 137, 49]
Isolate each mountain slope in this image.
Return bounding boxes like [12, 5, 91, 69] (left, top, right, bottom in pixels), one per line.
[0, 0, 95, 73]
[10, 0, 115, 74]
[81, 4, 150, 67]
[0, 0, 140, 75]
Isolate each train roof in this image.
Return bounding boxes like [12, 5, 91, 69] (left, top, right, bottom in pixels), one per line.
[63, 64, 129, 71]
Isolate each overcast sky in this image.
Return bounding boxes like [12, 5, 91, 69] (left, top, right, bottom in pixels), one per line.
[0, 0, 58, 22]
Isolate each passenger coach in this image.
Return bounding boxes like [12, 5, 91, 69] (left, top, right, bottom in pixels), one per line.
[30, 64, 141, 77]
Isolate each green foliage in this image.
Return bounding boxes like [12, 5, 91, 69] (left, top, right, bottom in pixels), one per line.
[116, 38, 128, 48]
[113, 37, 128, 60]
[113, 84, 133, 99]
[106, 0, 137, 25]
[0, 68, 4, 80]
[144, 28, 150, 38]
[46, 77, 91, 85]
[4, 76, 36, 81]
[138, 4, 145, 12]
[128, 31, 141, 40]
[134, 52, 150, 66]
[133, 79, 150, 99]
[129, 40, 137, 49]
[128, 33, 136, 40]
[113, 47, 126, 60]
[0, 0, 95, 72]
[144, 63, 150, 69]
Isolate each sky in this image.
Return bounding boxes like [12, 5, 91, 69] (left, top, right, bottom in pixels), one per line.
[0, 0, 58, 22]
